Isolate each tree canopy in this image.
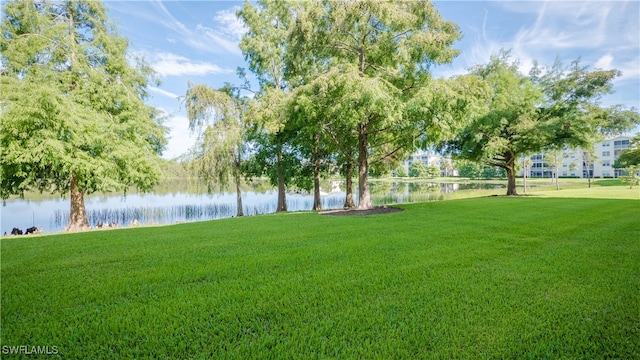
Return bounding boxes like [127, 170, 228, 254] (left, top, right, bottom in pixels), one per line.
[444, 53, 640, 195]
[184, 83, 248, 217]
[0, 0, 166, 230]
[237, 0, 296, 212]
[285, 0, 462, 209]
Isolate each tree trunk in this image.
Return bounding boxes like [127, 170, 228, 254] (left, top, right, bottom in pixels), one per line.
[65, 173, 90, 231]
[234, 156, 244, 217]
[312, 134, 322, 211]
[65, 14, 88, 231]
[313, 168, 322, 211]
[276, 145, 287, 212]
[357, 123, 372, 209]
[344, 160, 355, 209]
[506, 166, 518, 195]
[523, 162, 528, 195]
[505, 153, 518, 196]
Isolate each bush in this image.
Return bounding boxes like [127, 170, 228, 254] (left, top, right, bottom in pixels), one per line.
[409, 161, 429, 178]
[394, 166, 407, 177]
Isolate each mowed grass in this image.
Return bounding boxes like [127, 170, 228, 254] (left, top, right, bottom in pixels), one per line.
[530, 179, 640, 200]
[1, 197, 639, 359]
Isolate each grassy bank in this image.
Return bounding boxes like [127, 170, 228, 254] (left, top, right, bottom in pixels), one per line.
[528, 179, 640, 199]
[2, 197, 639, 358]
[374, 176, 640, 200]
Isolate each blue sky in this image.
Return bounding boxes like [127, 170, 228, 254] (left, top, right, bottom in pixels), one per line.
[105, 1, 640, 159]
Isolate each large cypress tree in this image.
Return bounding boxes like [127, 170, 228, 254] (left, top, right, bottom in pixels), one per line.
[285, 0, 462, 209]
[0, 0, 166, 231]
[238, 0, 293, 213]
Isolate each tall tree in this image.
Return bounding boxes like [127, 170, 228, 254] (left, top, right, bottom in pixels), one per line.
[238, 0, 294, 212]
[243, 90, 309, 212]
[287, 0, 462, 209]
[582, 149, 597, 188]
[543, 149, 562, 190]
[522, 157, 533, 194]
[184, 83, 248, 217]
[445, 55, 543, 195]
[445, 53, 639, 195]
[0, 0, 166, 230]
[286, 84, 336, 211]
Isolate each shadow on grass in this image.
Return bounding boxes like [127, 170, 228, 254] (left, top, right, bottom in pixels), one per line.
[593, 179, 625, 187]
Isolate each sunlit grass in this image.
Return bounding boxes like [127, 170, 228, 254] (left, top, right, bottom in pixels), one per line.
[526, 179, 640, 199]
[531, 185, 640, 199]
[380, 176, 640, 200]
[2, 197, 639, 358]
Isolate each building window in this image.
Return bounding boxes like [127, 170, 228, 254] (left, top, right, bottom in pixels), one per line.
[602, 161, 610, 167]
[603, 172, 610, 177]
[602, 142, 610, 147]
[602, 151, 610, 157]
[614, 140, 630, 149]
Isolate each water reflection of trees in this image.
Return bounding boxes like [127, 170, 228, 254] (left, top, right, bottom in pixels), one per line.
[34, 180, 507, 232]
[52, 195, 347, 230]
[456, 183, 505, 190]
[408, 182, 441, 193]
[368, 181, 505, 205]
[153, 177, 275, 196]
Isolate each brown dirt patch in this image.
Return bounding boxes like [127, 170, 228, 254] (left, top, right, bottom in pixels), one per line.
[319, 206, 404, 216]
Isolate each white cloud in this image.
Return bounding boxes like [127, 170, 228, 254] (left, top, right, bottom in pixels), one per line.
[511, 2, 609, 50]
[508, 1, 638, 52]
[461, 10, 536, 75]
[595, 54, 614, 70]
[156, 109, 196, 160]
[507, 1, 639, 91]
[196, 24, 243, 56]
[435, 0, 638, 111]
[149, 86, 179, 99]
[149, 52, 232, 77]
[612, 58, 640, 85]
[459, 1, 639, 77]
[213, 7, 247, 40]
[149, 1, 244, 56]
[187, 7, 247, 56]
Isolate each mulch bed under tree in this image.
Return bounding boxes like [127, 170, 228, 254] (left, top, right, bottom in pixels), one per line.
[319, 206, 403, 216]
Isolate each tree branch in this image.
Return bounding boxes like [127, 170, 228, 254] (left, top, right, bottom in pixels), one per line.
[370, 144, 407, 165]
[324, 126, 352, 157]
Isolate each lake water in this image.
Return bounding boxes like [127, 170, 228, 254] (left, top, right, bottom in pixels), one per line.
[1, 181, 504, 234]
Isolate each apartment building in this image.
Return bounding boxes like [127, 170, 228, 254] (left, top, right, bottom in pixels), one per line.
[403, 150, 457, 177]
[520, 135, 632, 179]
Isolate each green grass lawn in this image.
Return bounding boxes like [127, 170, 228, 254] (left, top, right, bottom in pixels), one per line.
[2, 197, 639, 359]
[528, 179, 640, 200]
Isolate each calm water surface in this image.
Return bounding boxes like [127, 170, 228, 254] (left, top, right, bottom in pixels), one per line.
[2, 181, 504, 234]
